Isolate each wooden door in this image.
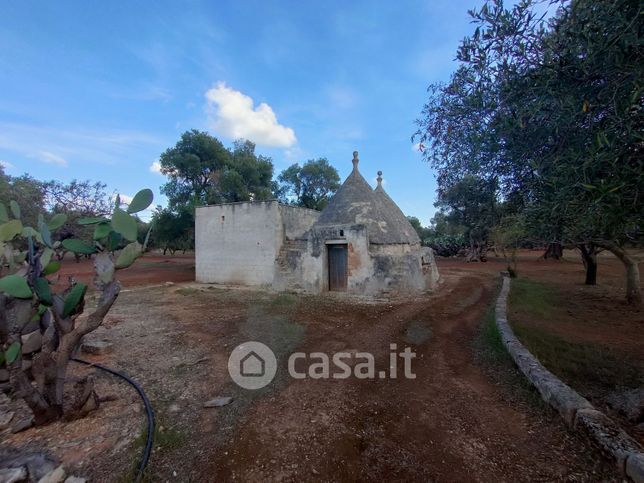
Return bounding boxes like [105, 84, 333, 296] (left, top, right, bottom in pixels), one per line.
[328, 244, 348, 291]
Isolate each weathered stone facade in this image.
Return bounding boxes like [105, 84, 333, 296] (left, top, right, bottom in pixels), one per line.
[195, 152, 439, 295]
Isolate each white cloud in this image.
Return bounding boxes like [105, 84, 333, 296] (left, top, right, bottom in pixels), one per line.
[205, 82, 296, 147]
[0, 160, 14, 170]
[38, 151, 68, 167]
[149, 160, 162, 174]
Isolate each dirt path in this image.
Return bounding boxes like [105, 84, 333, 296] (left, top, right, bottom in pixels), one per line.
[207, 269, 613, 481]
[4, 265, 616, 481]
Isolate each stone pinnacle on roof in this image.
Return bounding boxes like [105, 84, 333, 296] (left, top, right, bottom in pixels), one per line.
[314, 152, 420, 245]
[373, 170, 421, 245]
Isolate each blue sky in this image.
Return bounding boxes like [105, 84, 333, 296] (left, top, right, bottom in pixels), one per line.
[0, 0, 484, 223]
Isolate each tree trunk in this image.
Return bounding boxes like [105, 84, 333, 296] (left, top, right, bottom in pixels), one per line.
[542, 242, 563, 260]
[466, 239, 488, 262]
[2, 274, 120, 426]
[579, 243, 598, 285]
[594, 241, 641, 305]
[625, 260, 642, 305]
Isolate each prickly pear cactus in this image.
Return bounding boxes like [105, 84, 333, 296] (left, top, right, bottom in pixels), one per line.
[0, 189, 153, 424]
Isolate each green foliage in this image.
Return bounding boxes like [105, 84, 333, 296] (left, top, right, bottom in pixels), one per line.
[47, 213, 67, 231]
[22, 226, 42, 244]
[406, 216, 432, 244]
[0, 188, 153, 425]
[38, 219, 52, 247]
[10, 200, 21, 220]
[491, 214, 527, 265]
[105, 231, 123, 251]
[275, 158, 340, 210]
[115, 242, 142, 269]
[219, 140, 274, 202]
[414, 0, 643, 250]
[62, 283, 87, 318]
[149, 206, 194, 253]
[61, 188, 152, 256]
[160, 130, 274, 208]
[93, 222, 112, 240]
[40, 247, 54, 269]
[111, 207, 138, 241]
[78, 216, 109, 225]
[127, 189, 154, 214]
[431, 175, 497, 256]
[62, 238, 96, 254]
[0, 274, 33, 299]
[33, 278, 52, 306]
[0, 219, 23, 241]
[424, 232, 467, 257]
[413, 211, 469, 256]
[0, 168, 45, 228]
[42, 261, 61, 276]
[5, 341, 21, 364]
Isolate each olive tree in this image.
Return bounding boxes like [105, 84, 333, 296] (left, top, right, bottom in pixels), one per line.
[414, 0, 643, 303]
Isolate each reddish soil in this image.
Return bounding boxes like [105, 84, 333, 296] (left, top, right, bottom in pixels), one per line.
[442, 249, 643, 365]
[52, 252, 195, 288]
[496, 250, 643, 444]
[5, 249, 640, 481]
[209, 270, 611, 481]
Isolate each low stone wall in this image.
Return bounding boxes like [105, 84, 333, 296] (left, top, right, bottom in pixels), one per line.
[495, 276, 644, 482]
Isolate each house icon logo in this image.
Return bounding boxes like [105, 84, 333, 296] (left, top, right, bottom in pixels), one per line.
[240, 351, 265, 377]
[228, 341, 277, 390]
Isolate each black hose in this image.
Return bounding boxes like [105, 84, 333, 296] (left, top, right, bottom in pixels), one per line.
[72, 357, 155, 483]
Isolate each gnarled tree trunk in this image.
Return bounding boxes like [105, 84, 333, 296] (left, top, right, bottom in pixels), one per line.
[542, 242, 563, 260]
[466, 238, 488, 262]
[579, 243, 599, 285]
[1, 255, 121, 425]
[594, 241, 641, 305]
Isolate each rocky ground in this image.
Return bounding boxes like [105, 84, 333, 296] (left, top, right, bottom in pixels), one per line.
[2, 250, 641, 481]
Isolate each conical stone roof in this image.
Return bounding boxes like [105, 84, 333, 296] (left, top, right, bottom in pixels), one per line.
[314, 152, 420, 245]
[373, 171, 421, 244]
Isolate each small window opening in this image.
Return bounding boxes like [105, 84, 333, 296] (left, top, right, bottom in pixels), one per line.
[340, 229, 344, 236]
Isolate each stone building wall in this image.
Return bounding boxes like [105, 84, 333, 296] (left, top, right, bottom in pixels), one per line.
[195, 200, 439, 295]
[195, 201, 320, 287]
[279, 204, 320, 240]
[366, 243, 427, 294]
[195, 201, 282, 286]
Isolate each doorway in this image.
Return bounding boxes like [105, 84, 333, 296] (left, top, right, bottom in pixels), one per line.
[327, 244, 348, 291]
